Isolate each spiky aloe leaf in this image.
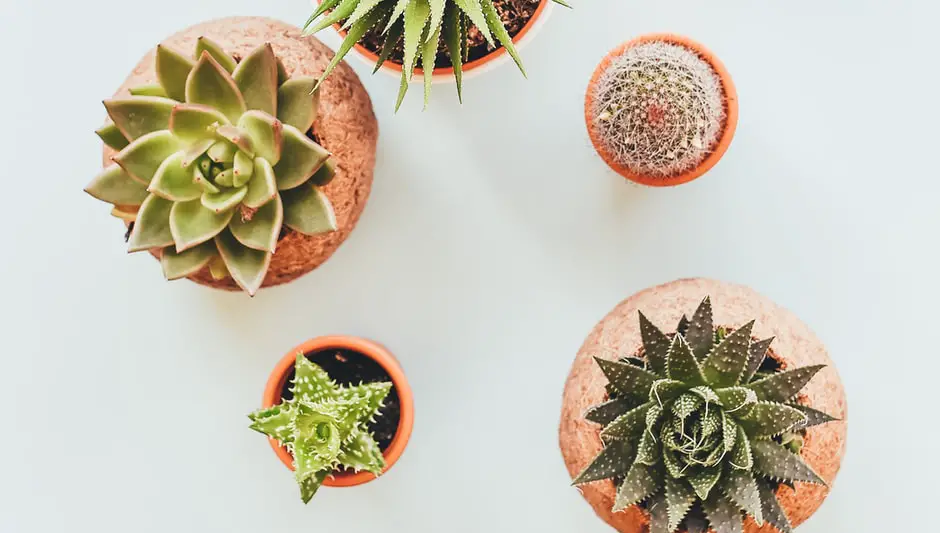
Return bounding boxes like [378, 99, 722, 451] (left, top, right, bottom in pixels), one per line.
[757, 480, 792, 533]
[715, 387, 758, 413]
[742, 337, 774, 383]
[230, 195, 283, 253]
[480, 0, 525, 75]
[194, 37, 237, 73]
[321, 6, 389, 87]
[747, 365, 825, 403]
[685, 297, 714, 359]
[169, 198, 234, 251]
[584, 398, 633, 426]
[736, 403, 807, 437]
[376, 18, 406, 73]
[442, 5, 463, 102]
[343, 0, 385, 30]
[281, 183, 338, 235]
[703, 494, 743, 533]
[664, 476, 696, 531]
[155, 45, 194, 101]
[248, 404, 295, 444]
[215, 229, 271, 296]
[238, 111, 283, 165]
[635, 428, 659, 466]
[395, 0, 431, 111]
[789, 404, 839, 430]
[276, 78, 318, 133]
[637, 312, 670, 375]
[186, 52, 247, 123]
[127, 194, 174, 252]
[451, 0, 492, 46]
[299, 471, 329, 504]
[688, 467, 722, 501]
[337, 428, 386, 475]
[272, 125, 330, 190]
[104, 96, 176, 141]
[306, 0, 343, 29]
[601, 403, 651, 441]
[729, 426, 753, 470]
[96, 123, 129, 151]
[85, 164, 149, 205]
[750, 440, 826, 485]
[572, 439, 634, 484]
[291, 353, 338, 402]
[666, 335, 706, 385]
[305, 0, 360, 35]
[420, 23, 442, 109]
[233, 43, 278, 115]
[702, 321, 754, 387]
[649, 379, 687, 406]
[149, 151, 203, 201]
[595, 357, 658, 402]
[161, 240, 216, 280]
[721, 468, 763, 525]
[613, 463, 661, 511]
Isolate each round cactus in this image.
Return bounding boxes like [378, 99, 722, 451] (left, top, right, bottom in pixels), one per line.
[86, 38, 337, 295]
[589, 39, 728, 180]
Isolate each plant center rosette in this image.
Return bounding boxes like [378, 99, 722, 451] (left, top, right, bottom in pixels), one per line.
[86, 37, 340, 295]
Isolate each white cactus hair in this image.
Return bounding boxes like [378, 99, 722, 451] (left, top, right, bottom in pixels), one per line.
[590, 40, 727, 179]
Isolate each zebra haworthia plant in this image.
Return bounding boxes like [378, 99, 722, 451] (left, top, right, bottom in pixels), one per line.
[305, 0, 570, 110]
[248, 354, 392, 503]
[86, 38, 338, 295]
[574, 297, 837, 533]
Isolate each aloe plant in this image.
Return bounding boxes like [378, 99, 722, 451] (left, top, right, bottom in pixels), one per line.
[305, 0, 570, 109]
[249, 354, 392, 502]
[86, 39, 337, 295]
[573, 297, 837, 533]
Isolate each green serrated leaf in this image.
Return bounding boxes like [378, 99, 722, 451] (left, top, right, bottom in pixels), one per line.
[376, 18, 406, 73]
[666, 335, 706, 386]
[613, 463, 661, 511]
[736, 402, 807, 437]
[480, 0, 524, 75]
[685, 297, 714, 359]
[638, 311, 670, 376]
[648, 490, 671, 533]
[247, 403, 295, 445]
[687, 466, 722, 501]
[742, 337, 774, 383]
[789, 404, 839, 430]
[664, 476, 696, 531]
[572, 439, 634, 485]
[715, 387, 758, 413]
[585, 398, 634, 426]
[452, 0, 492, 46]
[337, 428, 386, 475]
[292, 353, 339, 403]
[305, 0, 360, 35]
[595, 357, 658, 402]
[750, 440, 826, 485]
[601, 403, 651, 441]
[702, 493, 743, 533]
[747, 365, 825, 403]
[421, 22, 441, 109]
[649, 379, 687, 407]
[721, 468, 763, 525]
[702, 321, 754, 387]
[442, 5, 463, 102]
[396, 0, 431, 111]
[729, 426, 752, 470]
[757, 480, 792, 533]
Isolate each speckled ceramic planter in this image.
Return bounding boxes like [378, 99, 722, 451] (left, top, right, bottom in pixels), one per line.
[100, 16, 378, 292]
[559, 278, 847, 533]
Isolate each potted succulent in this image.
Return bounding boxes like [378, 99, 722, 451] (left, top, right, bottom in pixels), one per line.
[249, 336, 414, 501]
[304, 0, 569, 109]
[559, 279, 847, 533]
[85, 17, 378, 295]
[585, 34, 738, 187]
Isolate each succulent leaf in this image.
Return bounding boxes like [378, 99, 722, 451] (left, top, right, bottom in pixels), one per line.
[104, 96, 176, 141]
[127, 194, 174, 252]
[248, 404, 295, 445]
[160, 240, 216, 280]
[648, 491, 671, 533]
[233, 151, 254, 187]
[169, 104, 230, 144]
[451, 0, 493, 46]
[613, 463, 661, 511]
[442, 5, 464, 102]
[128, 84, 169, 97]
[789, 404, 839, 430]
[600, 403, 650, 441]
[215, 229, 271, 296]
[595, 357, 658, 402]
[750, 440, 826, 485]
[649, 379, 687, 406]
[292, 353, 340, 403]
[480, 0, 524, 75]
[238, 111, 283, 164]
[243, 158, 278, 209]
[232, 43, 279, 116]
[757, 480, 792, 533]
[715, 387, 758, 413]
[207, 140, 237, 163]
[322, 6, 389, 92]
[85, 164, 149, 206]
[572, 439, 634, 484]
[214, 125, 255, 157]
[584, 398, 634, 426]
[201, 187, 248, 214]
[148, 151, 203, 201]
[666, 335, 706, 386]
[688, 467, 722, 500]
[747, 365, 825, 403]
[664, 476, 696, 530]
[230, 195, 283, 253]
[421, 22, 442, 109]
[702, 321, 754, 387]
[299, 471, 329, 504]
[186, 52, 247, 123]
[194, 37, 237, 73]
[736, 403, 807, 437]
[337, 428, 386, 475]
[281, 184, 337, 234]
[155, 45, 194, 101]
[721, 468, 763, 525]
[113, 130, 183, 185]
[375, 18, 405, 73]
[395, 0, 431, 111]
[170, 198, 234, 251]
[728, 426, 753, 470]
[276, 78, 319, 133]
[742, 337, 774, 383]
[305, 0, 361, 35]
[702, 494, 743, 533]
[96, 123, 130, 151]
[638, 311, 670, 375]
[272, 125, 330, 190]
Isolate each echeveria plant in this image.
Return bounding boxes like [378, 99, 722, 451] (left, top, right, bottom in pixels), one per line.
[248, 354, 392, 502]
[573, 297, 837, 533]
[86, 38, 337, 295]
[305, 0, 570, 109]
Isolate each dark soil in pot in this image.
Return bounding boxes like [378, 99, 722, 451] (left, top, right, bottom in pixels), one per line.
[357, 0, 540, 68]
[280, 348, 402, 455]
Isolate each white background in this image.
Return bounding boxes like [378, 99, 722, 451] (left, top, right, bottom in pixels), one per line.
[1, 0, 937, 531]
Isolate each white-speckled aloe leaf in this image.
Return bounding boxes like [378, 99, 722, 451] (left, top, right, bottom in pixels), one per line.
[337, 428, 385, 475]
[736, 402, 807, 437]
[688, 466, 722, 501]
[757, 480, 792, 533]
[112, 130, 182, 185]
[336, 382, 391, 427]
[600, 403, 650, 441]
[230, 195, 282, 253]
[750, 440, 826, 485]
[85, 164, 149, 206]
[452, 0, 493, 45]
[703, 493, 743, 533]
[214, 124, 255, 157]
[148, 151, 203, 201]
[247, 404, 295, 445]
[648, 491, 670, 533]
[481, 0, 524, 75]
[292, 353, 340, 403]
[686, 297, 714, 359]
[104, 96, 176, 141]
[276, 78, 318, 133]
[572, 439, 633, 484]
[186, 52, 246, 123]
[742, 337, 774, 384]
[721, 468, 763, 525]
[155, 44, 194, 101]
[170, 199, 234, 251]
[214, 229, 271, 295]
[613, 463, 661, 511]
[237, 111, 282, 164]
[243, 158, 277, 209]
[200, 186, 247, 214]
[703, 321, 754, 387]
[161, 240, 216, 280]
[281, 184, 337, 235]
[639, 311, 670, 375]
[233, 44, 278, 116]
[194, 37, 237, 73]
[96, 123, 129, 151]
[273, 125, 330, 190]
[715, 387, 758, 414]
[127, 194, 174, 252]
[299, 470, 329, 504]
[169, 104, 230, 144]
[664, 476, 696, 531]
[666, 335, 707, 386]
[747, 365, 825, 403]
[595, 357, 658, 402]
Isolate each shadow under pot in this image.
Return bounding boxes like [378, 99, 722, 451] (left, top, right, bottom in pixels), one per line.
[252, 336, 414, 502]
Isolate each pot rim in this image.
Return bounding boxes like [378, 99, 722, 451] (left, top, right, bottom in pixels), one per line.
[584, 33, 739, 187]
[261, 335, 415, 488]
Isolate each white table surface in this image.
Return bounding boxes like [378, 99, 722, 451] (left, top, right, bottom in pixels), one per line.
[1, 0, 937, 531]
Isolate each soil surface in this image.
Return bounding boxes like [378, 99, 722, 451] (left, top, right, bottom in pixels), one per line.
[280, 349, 402, 453]
[356, 0, 540, 68]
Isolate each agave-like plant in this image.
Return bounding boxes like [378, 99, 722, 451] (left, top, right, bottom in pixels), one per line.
[573, 297, 837, 533]
[86, 38, 338, 295]
[305, 0, 570, 109]
[249, 354, 392, 502]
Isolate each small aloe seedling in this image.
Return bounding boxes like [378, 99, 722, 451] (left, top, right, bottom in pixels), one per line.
[573, 297, 837, 533]
[86, 38, 338, 295]
[305, 0, 570, 109]
[248, 354, 392, 503]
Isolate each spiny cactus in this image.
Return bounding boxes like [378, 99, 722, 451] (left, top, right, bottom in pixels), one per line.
[248, 353, 392, 502]
[591, 40, 726, 179]
[86, 39, 338, 295]
[305, 0, 569, 109]
[573, 297, 837, 533]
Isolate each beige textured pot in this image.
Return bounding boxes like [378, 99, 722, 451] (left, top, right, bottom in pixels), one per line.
[101, 17, 378, 291]
[559, 278, 847, 533]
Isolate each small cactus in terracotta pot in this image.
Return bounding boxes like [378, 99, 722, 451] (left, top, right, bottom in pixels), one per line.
[560, 279, 846, 533]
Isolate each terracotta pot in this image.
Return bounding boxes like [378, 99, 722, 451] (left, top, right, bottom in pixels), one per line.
[102, 17, 378, 292]
[262, 336, 415, 487]
[559, 278, 847, 533]
[585, 34, 738, 187]
[320, 0, 554, 82]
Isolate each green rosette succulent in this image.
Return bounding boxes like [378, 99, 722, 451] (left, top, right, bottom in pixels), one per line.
[85, 38, 338, 295]
[574, 297, 838, 533]
[248, 354, 391, 503]
[304, 0, 570, 109]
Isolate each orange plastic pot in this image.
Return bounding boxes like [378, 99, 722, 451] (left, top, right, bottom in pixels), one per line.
[585, 34, 739, 187]
[325, 0, 552, 80]
[261, 336, 415, 487]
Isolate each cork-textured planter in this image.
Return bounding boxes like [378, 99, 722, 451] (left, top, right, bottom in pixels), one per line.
[559, 278, 847, 532]
[585, 34, 738, 187]
[101, 17, 378, 292]
[262, 336, 415, 487]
